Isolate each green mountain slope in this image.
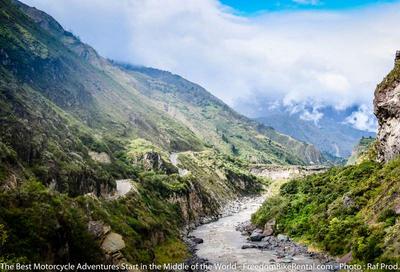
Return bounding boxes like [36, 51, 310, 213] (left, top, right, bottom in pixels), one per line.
[115, 64, 325, 165]
[0, 0, 324, 191]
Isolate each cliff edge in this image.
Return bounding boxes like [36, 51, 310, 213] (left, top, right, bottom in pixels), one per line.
[374, 51, 400, 162]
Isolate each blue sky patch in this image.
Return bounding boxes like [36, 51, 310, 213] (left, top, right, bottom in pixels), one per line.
[220, 0, 398, 13]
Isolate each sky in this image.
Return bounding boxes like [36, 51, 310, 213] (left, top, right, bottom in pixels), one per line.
[21, 0, 400, 132]
[220, 0, 397, 12]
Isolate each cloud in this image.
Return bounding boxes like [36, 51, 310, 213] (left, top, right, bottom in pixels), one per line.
[21, 0, 400, 128]
[345, 105, 377, 132]
[293, 0, 320, 5]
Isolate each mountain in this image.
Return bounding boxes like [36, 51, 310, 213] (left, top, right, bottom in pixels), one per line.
[256, 110, 375, 158]
[0, 0, 324, 265]
[253, 53, 400, 264]
[236, 100, 376, 158]
[115, 64, 325, 165]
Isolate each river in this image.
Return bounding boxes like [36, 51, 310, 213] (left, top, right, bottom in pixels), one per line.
[190, 196, 335, 272]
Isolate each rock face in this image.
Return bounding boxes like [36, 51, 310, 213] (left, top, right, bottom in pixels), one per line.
[101, 233, 126, 254]
[87, 221, 127, 264]
[88, 151, 111, 164]
[374, 52, 400, 162]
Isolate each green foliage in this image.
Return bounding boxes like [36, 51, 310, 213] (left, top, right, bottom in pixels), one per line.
[377, 60, 400, 93]
[0, 179, 103, 263]
[0, 224, 7, 247]
[139, 172, 189, 198]
[251, 196, 287, 227]
[154, 238, 189, 264]
[252, 159, 400, 264]
[128, 138, 161, 157]
[0, 174, 193, 265]
[378, 209, 397, 227]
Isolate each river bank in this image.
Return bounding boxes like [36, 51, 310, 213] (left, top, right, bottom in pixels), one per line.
[186, 195, 339, 272]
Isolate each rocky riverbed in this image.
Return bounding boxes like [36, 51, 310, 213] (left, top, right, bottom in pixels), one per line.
[187, 196, 339, 272]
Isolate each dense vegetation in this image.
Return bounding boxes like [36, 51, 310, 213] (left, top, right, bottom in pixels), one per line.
[0, 0, 273, 265]
[0, 173, 198, 265]
[252, 156, 400, 266]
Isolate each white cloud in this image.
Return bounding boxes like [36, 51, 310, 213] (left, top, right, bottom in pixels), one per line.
[293, 0, 320, 5]
[345, 105, 377, 132]
[21, 0, 400, 125]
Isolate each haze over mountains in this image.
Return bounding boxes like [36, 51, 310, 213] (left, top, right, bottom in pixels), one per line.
[235, 98, 376, 158]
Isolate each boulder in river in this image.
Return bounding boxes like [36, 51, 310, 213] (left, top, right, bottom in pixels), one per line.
[249, 229, 265, 241]
[261, 236, 271, 243]
[281, 257, 294, 263]
[242, 244, 258, 249]
[192, 237, 204, 244]
[236, 220, 256, 235]
[277, 234, 289, 242]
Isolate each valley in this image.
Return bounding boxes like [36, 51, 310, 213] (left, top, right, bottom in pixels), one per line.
[0, 0, 318, 266]
[0, 0, 399, 270]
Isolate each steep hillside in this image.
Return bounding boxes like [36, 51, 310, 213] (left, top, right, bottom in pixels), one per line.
[0, 0, 304, 195]
[0, 0, 325, 193]
[0, 0, 299, 265]
[116, 64, 325, 165]
[346, 137, 376, 165]
[375, 51, 400, 163]
[253, 53, 400, 266]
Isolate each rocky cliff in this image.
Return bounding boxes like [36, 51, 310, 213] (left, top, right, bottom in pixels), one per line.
[374, 51, 400, 162]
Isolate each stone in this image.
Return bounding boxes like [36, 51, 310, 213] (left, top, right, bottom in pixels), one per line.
[88, 221, 104, 238]
[281, 257, 293, 263]
[236, 221, 256, 235]
[192, 237, 204, 244]
[88, 151, 111, 164]
[101, 232, 126, 254]
[263, 219, 275, 236]
[88, 220, 111, 239]
[242, 244, 258, 249]
[394, 203, 400, 215]
[261, 236, 271, 243]
[256, 242, 270, 249]
[277, 234, 289, 242]
[343, 195, 355, 208]
[338, 251, 353, 264]
[249, 229, 265, 241]
[143, 151, 164, 171]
